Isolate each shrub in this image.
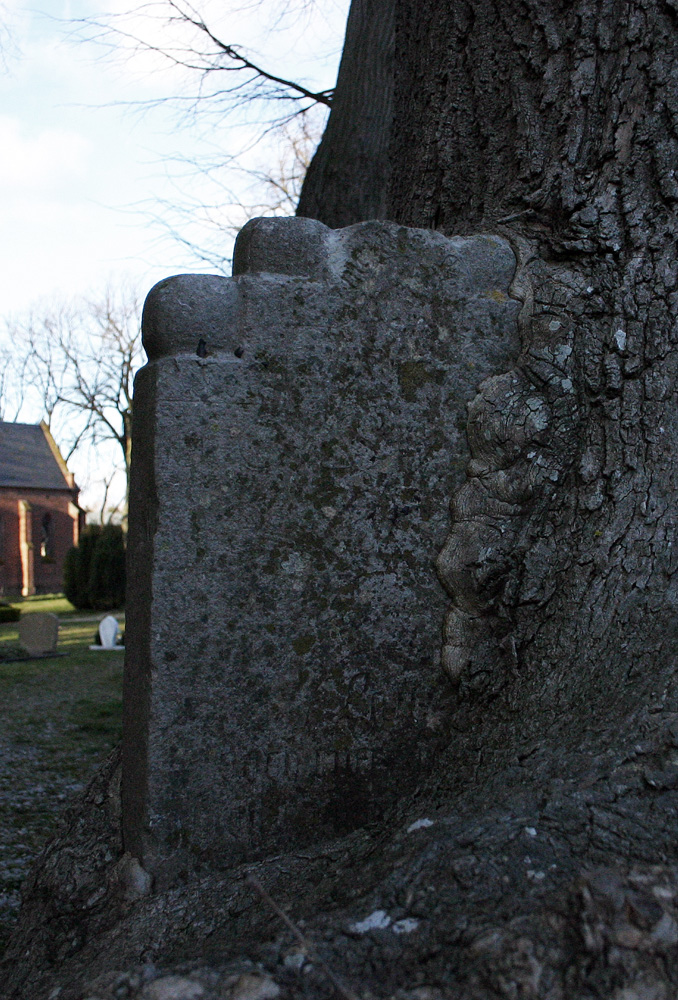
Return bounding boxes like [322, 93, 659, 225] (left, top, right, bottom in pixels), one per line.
[63, 525, 125, 611]
[88, 525, 126, 611]
[63, 525, 101, 610]
[0, 603, 20, 623]
[62, 546, 80, 607]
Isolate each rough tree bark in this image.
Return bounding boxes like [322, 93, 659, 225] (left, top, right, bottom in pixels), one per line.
[5, 2, 678, 998]
[391, 0, 678, 727]
[387, 1, 678, 992]
[296, 0, 394, 227]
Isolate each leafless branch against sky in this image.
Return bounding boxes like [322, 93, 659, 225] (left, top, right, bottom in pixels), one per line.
[61, 0, 343, 268]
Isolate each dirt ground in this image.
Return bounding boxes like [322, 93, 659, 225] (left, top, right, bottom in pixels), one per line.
[0, 603, 123, 953]
[4, 600, 678, 998]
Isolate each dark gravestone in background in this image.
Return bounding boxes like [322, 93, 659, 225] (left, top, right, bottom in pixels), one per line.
[123, 218, 520, 887]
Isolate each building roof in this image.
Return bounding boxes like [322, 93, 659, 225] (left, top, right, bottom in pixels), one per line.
[0, 421, 76, 491]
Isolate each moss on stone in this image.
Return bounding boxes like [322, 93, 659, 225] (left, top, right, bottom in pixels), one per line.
[397, 361, 446, 402]
[292, 634, 316, 656]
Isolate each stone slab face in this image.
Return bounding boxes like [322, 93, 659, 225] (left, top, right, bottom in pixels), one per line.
[123, 218, 520, 885]
[19, 612, 58, 656]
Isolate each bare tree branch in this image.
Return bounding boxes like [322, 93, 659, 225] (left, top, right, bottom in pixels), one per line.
[7, 285, 145, 520]
[64, 0, 340, 266]
[158, 0, 333, 106]
[70, 1, 334, 113]
[143, 108, 325, 270]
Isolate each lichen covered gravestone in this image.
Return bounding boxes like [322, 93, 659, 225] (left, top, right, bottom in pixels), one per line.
[124, 217, 520, 885]
[19, 611, 58, 657]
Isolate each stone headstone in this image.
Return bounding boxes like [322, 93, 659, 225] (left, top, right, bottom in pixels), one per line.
[124, 217, 521, 886]
[19, 612, 59, 656]
[91, 614, 122, 650]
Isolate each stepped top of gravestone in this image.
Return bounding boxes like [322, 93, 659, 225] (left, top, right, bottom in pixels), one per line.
[19, 612, 58, 656]
[232, 216, 515, 285]
[141, 217, 517, 362]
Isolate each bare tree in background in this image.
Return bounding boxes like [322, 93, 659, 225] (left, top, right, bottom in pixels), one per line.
[8, 286, 145, 520]
[0, 1, 19, 69]
[256, 114, 320, 213]
[70, 0, 343, 268]
[0, 346, 20, 422]
[150, 107, 325, 270]
[75, 0, 334, 113]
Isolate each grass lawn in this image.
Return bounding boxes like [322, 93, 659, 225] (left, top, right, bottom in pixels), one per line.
[0, 596, 124, 954]
[5, 593, 79, 617]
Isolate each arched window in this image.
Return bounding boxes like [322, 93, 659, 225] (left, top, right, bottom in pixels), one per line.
[40, 512, 54, 561]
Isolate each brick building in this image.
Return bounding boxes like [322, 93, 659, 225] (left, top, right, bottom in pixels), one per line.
[0, 421, 84, 597]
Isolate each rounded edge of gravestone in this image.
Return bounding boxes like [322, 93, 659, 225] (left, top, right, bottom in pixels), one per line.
[90, 614, 124, 650]
[232, 216, 332, 279]
[328, 220, 516, 292]
[142, 274, 240, 361]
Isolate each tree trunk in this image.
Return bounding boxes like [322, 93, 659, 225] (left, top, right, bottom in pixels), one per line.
[389, 0, 678, 723]
[384, 2, 678, 989]
[296, 0, 394, 227]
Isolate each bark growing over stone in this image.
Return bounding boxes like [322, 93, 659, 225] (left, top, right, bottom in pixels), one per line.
[304, 0, 678, 715]
[392, 0, 678, 715]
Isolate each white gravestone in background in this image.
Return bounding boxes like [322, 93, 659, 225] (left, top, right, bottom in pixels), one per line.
[90, 615, 123, 650]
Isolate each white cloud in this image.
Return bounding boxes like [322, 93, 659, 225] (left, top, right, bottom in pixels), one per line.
[0, 116, 90, 189]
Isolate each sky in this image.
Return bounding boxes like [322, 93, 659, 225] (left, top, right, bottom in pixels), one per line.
[0, 0, 347, 512]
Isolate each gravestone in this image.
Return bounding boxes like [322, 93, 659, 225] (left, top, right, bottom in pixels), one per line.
[124, 217, 521, 886]
[19, 612, 59, 657]
[90, 614, 123, 650]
